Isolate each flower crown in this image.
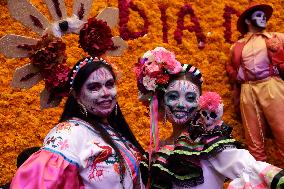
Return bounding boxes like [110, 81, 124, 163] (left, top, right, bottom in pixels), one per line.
[134, 47, 182, 93]
[69, 56, 117, 91]
[135, 47, 203, 102]
[135, 47, 204, 154]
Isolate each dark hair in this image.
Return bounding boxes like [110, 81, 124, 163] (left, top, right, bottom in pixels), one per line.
[60, 57, 144, 183]
[17, 147, 41, 168]
[242, 11, 255, 34]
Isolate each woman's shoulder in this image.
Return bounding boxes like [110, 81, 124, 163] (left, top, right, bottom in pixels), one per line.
[42, 118, 107, 166]
[49, 118, 98, 135]
[43, 118, 100, 148]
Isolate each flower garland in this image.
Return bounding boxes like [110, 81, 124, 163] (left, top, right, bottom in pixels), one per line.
[118, 0, 149, 40]
[223, 5, 240, 43]
[159, 4, 168, 43]
[174, 4, 206, 49]
[19, 34, 70, 97]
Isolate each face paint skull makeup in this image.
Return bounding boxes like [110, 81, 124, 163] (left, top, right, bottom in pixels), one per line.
[251, 10, 267, 29]
[164, 79, 200, 125]
[199, 104, 223, 129]
[198, 92, 223, 130]
[78, 67, 117, 117]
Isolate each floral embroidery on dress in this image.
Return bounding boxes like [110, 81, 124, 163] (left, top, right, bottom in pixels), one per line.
[113, 162, 121, 174]
[56, 122, 73, 133]
[58, 139, 69, 150]
[88, 140, 113, 180]
[45, 135, 70, 150]
[45, 136, 63, 148]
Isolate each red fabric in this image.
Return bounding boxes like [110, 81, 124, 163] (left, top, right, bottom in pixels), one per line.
[266, 34, 284, 76]
[225, 41, 246, 83]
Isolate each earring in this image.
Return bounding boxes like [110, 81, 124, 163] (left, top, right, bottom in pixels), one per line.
[78, 101, 88, 117]
[115, 104, 118, 116]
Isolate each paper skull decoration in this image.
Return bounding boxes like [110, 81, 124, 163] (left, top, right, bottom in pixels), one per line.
[198, 91, 224, 129]
[0, 0, 128, 109]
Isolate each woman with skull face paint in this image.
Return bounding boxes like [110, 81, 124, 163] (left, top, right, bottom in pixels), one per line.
[136, 47, 284, 189]
[11, 56, 146, 189]
[226, 3, 284, 165]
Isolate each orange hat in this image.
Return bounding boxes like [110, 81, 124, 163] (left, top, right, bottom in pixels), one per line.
[237, 4, 273, 34]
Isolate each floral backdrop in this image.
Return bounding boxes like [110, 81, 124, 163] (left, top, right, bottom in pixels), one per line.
[1, 0, 284, 185]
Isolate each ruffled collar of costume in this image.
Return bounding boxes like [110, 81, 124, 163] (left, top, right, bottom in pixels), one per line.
[143, 122, 241, 188]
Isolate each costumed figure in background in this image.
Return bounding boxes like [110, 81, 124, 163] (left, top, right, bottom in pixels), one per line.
[226, 3, 284, 164]
[135, 47, 284, 189]
[0, 0, 145, 188]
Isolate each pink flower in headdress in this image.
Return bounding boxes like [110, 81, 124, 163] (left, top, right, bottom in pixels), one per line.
[143, 61, 161, 75]
[134, 47, 183, 95]
[199, 92, 222, 112]
[142, 75, 157, 91]
[134, 58, 148, 78]
[151, 47, 182, 74]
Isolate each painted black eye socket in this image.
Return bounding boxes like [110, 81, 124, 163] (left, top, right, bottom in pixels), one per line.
[201, 111, 207, 117]
[201, 111, 217, 119]
[105, 80, 115, 89]
[210, 112, 217, 119]
[168, 94, 178, 100]
[87, 83, 101, 91]
[186, 92, 197, 102]
[165, 92, 179, 101]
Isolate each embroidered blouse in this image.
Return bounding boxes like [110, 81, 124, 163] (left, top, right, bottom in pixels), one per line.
[11, 118, 145, 189]
[144, 123, 284, 189]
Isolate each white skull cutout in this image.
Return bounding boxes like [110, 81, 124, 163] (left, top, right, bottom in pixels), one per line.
[198, 92, 223, 129]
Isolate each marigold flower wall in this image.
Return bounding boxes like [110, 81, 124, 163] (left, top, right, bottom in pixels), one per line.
[0, 0, 284, 184]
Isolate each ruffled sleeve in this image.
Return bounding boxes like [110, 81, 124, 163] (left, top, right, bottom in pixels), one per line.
[10, 120, 101, 189]
[209, 148, 284, 189]
[10, 149, 84, 189]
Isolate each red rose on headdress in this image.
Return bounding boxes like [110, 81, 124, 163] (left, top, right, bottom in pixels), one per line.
[79, 18, 117, 57]
[29, 34, 67, 70]
[44, 64, 71, 97]
[156, 74, 169, 85]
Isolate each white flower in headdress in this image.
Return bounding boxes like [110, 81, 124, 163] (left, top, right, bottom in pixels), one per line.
[0, 0, 128, 109]
[143, 76, 157, 91]
[142, 50, 156, 63]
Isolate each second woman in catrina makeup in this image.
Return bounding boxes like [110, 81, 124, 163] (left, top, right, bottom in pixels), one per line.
[136, 47, 284, 189]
